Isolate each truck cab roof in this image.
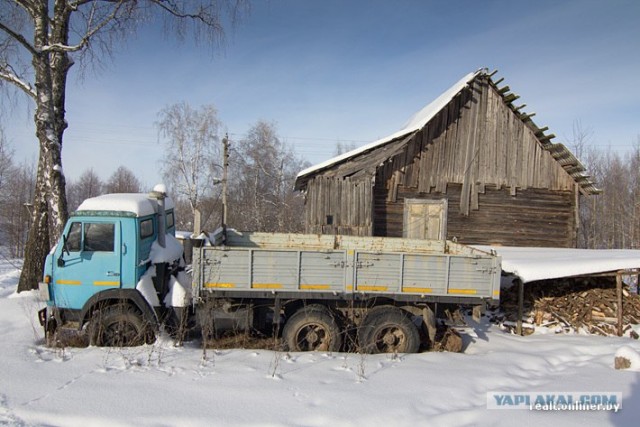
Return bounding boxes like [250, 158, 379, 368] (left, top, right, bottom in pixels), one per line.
[74, 193, 175, 218]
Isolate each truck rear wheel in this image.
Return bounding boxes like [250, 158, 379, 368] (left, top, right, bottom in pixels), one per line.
[89, 304, 154, 347]
[358, 306, 420, 354]
[282, 305, 342, 352]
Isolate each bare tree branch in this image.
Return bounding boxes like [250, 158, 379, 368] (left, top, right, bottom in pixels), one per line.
[0, 20, 38, 56]
[12, 0, 36, 16]
[3, 0, 249, 292]
[41, 1, 126, 53]
[0, 66, 36, 98]
[151, 0, 216, 23]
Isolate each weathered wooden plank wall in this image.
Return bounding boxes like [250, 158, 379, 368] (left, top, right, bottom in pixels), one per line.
[380, 78, 577, 211]
[304, 176, 373, 236]
[303, 75, 580, 246]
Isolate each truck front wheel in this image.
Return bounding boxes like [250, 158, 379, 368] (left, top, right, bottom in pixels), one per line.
[282, 305, 342, 352]
[89, 304, 155, 347]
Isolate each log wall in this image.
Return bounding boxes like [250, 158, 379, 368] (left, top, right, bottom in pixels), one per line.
[374, 183, 577, 247]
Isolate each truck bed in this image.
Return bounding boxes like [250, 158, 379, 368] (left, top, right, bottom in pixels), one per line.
[192, 231, 501, 305]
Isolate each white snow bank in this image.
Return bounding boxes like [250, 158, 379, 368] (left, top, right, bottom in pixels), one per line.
[0, 262, 21, 299]
[615, 346, 640, 371]
[163, 270, 192, 308]
[476, 246, 640, 283]
[149, 233, 184, 263]
[135, 266, 160, 307]
[1, 257, 640, 427]
[297, 69, 483, 179]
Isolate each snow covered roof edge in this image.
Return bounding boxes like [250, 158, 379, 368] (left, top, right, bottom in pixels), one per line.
[76, 193, 176, 217]
[296, 68, 485, 181]
[475, 245, 640, 284]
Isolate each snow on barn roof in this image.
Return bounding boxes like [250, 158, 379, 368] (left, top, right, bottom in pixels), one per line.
[476, 245, 640, 283]
[296, 69, 482, 179]
[76, 193, 175, 217]
[295, 68, 600, 195]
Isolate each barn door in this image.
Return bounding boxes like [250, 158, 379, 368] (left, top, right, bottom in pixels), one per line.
[403, 199, 448, 240]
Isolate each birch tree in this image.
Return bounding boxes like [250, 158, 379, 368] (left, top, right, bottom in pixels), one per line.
[0, 1, 247, 291]
[0, 130, 34, 258]
[105, 165, 141, 193]
[157, 102, 222, 226]
[67, 168, 103, 211]
[229, 121, 307, 232]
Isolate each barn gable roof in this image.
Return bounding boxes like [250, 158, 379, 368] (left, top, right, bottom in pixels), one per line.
[295, 68, 600, 195]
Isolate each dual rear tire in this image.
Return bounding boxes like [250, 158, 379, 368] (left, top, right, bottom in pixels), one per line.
[282, 304, 421, 354]
[357, 306, 420, 354]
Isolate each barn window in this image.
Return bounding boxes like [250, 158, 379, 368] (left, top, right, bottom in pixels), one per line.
[326, 215, 334, 225]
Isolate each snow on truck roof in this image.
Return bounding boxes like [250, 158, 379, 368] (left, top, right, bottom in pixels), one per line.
[76, 193, 175, 217]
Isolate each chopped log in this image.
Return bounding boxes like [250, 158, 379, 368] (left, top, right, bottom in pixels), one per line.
[495, 276, 640, 337]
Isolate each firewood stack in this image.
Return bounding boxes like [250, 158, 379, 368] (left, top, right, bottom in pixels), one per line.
[494, 277, 640, 337]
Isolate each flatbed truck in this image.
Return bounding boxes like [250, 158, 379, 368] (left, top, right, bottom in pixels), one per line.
[38, 187, 501, 353]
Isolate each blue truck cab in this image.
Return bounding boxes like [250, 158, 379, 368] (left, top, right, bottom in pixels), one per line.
[38, 190, 181, 346]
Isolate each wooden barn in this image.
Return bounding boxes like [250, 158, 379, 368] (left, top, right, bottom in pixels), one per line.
[294, 69, 600, 248]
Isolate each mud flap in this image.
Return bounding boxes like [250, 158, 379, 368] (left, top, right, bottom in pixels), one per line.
[38, 307, 47, 326]
[38, 307, 58, 341]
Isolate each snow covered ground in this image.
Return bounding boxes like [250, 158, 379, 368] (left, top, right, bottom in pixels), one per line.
[1, 258, 639, 427]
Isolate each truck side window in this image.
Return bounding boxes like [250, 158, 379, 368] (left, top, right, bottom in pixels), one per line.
[84, 223, 115, 252]
[66, 222, 82, 252]
[140, 218, 154, 239]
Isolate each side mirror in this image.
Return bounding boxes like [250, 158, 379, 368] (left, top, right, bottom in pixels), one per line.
[57, 235, 69, 267]
[62, 235, 70, 256]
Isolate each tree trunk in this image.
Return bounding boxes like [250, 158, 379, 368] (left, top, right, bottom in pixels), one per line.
[17, 2, 69, 291]
[17, 152, 50, 293]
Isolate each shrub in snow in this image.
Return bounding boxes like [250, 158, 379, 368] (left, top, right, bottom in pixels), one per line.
[614, 346, 640, 371]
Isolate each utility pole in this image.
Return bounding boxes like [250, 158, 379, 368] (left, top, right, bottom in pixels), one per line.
[222, 133, 229, 243]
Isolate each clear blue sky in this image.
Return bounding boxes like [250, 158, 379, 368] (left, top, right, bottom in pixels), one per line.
[4, 0, 640, 187]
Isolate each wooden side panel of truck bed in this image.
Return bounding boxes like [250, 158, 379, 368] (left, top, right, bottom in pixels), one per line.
[192, 232, 501, 304]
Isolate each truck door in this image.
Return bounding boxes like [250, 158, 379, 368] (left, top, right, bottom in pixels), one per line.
[51, 220, 122, 310]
